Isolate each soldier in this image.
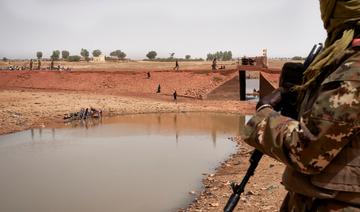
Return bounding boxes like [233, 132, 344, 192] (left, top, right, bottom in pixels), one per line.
[29, 59, 33, 70]
[173, 90, 177, 101]
[243, 0, 360, 210]
[173, 60, 179, 71]
[211, 58, 217, 70]
[50, 59, 54, 70]
[37, 59, 41, 70]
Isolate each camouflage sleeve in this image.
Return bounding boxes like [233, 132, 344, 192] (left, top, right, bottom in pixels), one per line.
[244, 79, 360, 175]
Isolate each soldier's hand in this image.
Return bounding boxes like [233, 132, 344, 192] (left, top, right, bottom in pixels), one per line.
[256, 88, 283, 111]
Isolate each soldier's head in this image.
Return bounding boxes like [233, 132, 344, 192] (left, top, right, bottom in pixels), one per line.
[320, 0, 360, 35]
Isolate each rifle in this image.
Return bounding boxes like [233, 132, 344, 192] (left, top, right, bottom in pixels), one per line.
[223, 43, 323, 212]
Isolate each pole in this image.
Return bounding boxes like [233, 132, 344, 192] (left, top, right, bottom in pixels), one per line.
[239, 70, 246, 101]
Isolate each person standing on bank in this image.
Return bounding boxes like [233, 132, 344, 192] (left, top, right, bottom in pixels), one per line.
[244, 0, 360, 210]
[29, 59, 33, 70]
[212, 58, 217, 70]
[173, 60, 179, 71]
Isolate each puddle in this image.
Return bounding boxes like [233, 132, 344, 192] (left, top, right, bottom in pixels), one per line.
[0, 113, 247, 212]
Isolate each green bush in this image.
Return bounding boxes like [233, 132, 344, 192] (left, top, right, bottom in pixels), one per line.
[292, 56, 304, 60]
[67, 55, 81, 62]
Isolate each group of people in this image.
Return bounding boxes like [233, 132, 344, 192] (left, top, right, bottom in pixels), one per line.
[171, 59, 227, 71]
[0, 59, 71, 71]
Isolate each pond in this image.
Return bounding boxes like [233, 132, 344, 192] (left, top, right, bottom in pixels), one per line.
[0, 113, 247, 212]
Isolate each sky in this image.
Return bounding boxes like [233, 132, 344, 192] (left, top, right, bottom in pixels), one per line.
[0, 0, 327, 59]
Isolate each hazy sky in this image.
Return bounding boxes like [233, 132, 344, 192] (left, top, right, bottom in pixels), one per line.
[0, 0, 327, 59]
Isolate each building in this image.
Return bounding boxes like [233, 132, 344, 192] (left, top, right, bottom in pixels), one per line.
[93, 54, 106, 63]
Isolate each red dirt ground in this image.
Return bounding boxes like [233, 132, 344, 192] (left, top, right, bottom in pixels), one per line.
[0, 69, 238, 100]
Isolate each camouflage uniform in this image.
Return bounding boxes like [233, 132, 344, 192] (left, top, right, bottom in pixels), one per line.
[244, 46, 360, 211]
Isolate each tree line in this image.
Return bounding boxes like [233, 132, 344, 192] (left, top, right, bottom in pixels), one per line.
[144, 51, 203, 61]
[206, 51, 233, 61]
[7, 50, 234, 62]
[34, 49, 127, 62]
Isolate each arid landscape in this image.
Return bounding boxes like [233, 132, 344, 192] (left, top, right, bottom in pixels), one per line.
[0, 0, 330, 211]
[0, 59, 288, 211]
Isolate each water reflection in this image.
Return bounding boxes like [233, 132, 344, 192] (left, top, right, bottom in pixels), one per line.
[31, 128, 34, 140]
[246, 79, 260, 101]
[58, 113, 247, 148]
[65, 117, 103, 129]
[0, 112, 248, 212]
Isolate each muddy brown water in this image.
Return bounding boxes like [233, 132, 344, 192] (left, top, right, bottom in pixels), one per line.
[0, 113, 248, 212]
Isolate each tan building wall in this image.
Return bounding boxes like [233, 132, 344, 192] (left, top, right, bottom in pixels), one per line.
[93, 54, 106, 63]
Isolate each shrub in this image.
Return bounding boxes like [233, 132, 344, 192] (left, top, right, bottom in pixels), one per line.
[67, 55, 81, 62]
[292, 56, 304, 60]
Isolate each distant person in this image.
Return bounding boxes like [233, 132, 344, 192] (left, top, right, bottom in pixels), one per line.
[37, 59, 41, 70]
[29, 59, 33, 70]
[147, 72, 151, 79]
[50, 60, 54, 70]
[157, 84, 161, 93]
[173, 90, 177, 101]
[173, 60, 179, 71]
[211, 58, 217, 70]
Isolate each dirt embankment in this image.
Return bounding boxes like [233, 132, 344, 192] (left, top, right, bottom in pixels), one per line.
[0, 69, 238, 99]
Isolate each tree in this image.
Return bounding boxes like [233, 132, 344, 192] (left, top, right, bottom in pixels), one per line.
[169, 53, 175, 59]
[206, 53, 215, 61]
[67, 55, 81, 62]
[50, 50, 60, 60]
[110, 50, 126, 60]
[36, 51, 43, 60]
[146, 51, 157, 60]
[223, 51, 233, 61]
[118, 51, 126, 60]
[2, 57, 8, 62]
[206, 51, 233, 61]
[185, 55, 191, 60]
[80, 48, 90, 61]
[62, 50, 70, 60]
[92, 49, 102, 57]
